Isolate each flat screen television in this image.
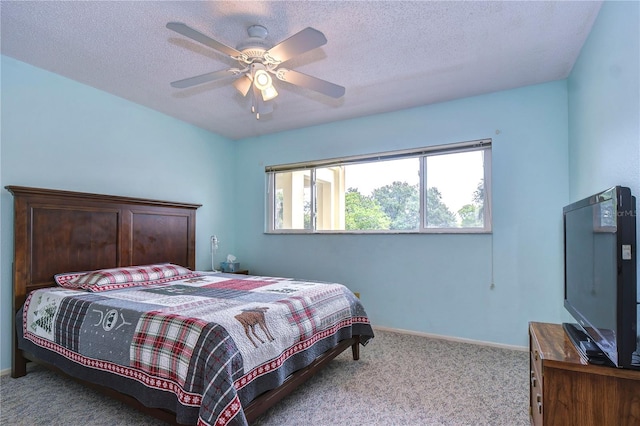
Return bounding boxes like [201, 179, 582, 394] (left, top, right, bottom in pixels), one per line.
[563, 186, 639, 370]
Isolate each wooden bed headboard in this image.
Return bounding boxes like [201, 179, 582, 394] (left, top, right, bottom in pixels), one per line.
[6, 186, 201, 312]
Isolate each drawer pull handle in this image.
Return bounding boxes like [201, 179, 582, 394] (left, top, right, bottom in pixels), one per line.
[536, 395, 542, 414]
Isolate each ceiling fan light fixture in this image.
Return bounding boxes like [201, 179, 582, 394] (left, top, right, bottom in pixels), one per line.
[261, 85, 278, 101]
[253, 67, 278, 101]
[232, 75, 252, 97]
[253, 69, 272, 90]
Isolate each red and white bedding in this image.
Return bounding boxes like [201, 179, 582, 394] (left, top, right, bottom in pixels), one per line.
[18, 265, 374, 425]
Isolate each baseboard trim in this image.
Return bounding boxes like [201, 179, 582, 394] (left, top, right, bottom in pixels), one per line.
[372, 325, 528, 352]
[0, 367, 12, 377]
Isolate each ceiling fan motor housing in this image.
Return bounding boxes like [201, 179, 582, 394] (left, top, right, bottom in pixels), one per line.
[236, 25, 270, 60]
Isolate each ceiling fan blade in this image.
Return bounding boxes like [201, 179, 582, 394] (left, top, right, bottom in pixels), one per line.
[233, 75, 252, 97]
[266, 27, 327, 63]
[167, 22, 243, 58]
[276, 69, 345, 98]
[170, 69, 237, 89]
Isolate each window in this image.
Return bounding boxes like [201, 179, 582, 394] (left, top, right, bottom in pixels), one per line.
[266, 139, 491, 233]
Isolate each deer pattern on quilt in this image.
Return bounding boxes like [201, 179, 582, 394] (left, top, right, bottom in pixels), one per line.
[234, 307, 275, 348]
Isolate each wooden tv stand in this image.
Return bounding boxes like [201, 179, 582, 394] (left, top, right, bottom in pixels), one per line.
[529, 322, 640, 425]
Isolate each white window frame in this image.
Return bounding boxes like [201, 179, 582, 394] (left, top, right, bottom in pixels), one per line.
[266, 139, 492, 234]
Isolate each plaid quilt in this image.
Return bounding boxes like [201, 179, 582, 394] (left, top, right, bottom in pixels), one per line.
[20, 273, 374, 425]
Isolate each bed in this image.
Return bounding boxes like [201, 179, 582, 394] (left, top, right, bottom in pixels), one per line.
[7, 185, 374, 425]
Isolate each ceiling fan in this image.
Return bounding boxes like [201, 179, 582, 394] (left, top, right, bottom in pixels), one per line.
[166, 22, 345, 119]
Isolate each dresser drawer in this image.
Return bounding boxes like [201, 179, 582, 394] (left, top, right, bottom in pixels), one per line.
[530, 353, 543, 425]
[529, 332, 543, 425]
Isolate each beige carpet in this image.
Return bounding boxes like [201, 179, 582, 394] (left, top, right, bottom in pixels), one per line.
[1, 329, 529, 425]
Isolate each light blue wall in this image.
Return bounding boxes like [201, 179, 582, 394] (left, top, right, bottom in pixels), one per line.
[567, 1, 640, 308]
[233, 81, 570, 348]
[568, 1, 639, 201]
[0, 56, 236, 371]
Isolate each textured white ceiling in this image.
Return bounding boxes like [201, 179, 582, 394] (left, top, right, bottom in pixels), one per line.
[1, 1, 602, 140]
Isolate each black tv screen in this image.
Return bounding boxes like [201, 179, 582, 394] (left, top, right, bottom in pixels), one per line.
[563, 186, 638, 369]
